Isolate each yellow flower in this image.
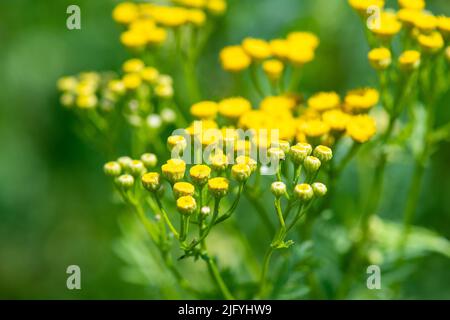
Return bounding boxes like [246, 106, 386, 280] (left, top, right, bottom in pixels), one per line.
[141, 67, 160, 84]
[287, 47, 315, 66]
[122, 58, 145, 73]
[242, 38, 272, 60]
[437, 16, 450, 38]
[287, 32, 320, 50]
[173, 182, 195, 198]
[398, 50, 421, 70]
[147, 27, 167, 45]
[207, 0, 227, 15]
[344, 88, 379, 113]
[142, 172, 160, 192]
[209, 152, 228, 171]
[220, 45, 251, 72]
[370, 11, 402, 39]
[162, 159, 186, 183]
[294, 183, 314, 201]
[208, 177, 229, 198]
[307, 92, 341, 112]
[268, 147, 286, 161]
[260, 95, 296, 112]
[176, 195, 197, 215]
[104, 161, 122, 177]
[302, 120, 330, 138]
[76, 94, 97, 109]
[398, 0, 425, 10]
[187, 9, 206, 26]
[231, 163, 252, 182]
[414, 13, 438, 33]
[57, 76, 78, 92]
[129, 18, 156, 34]
[120, 30, 147, 48]
[112, 2, 139, 24]
[418, 31, 444, 53]
[190, 165, 211, 185]
[397, 9, 421, 27]
[218, 97, 252, 120]
[348, 0, 385, 13]
[190, 101, 219, 119]
[122, 73, 142, 90]
[153, 6, 188, 27]
[155, 84, 173, 98]
[270, 39, 290, 59]
[173, 0, 207, 8]
[108, 80, 126, 95]
[313, 145, 333, 163]
[235, 155, 257, 172]
[368, 47, 392, 70]
[346, 115, 377, 143]
[262, 59, 284, 81]
[167, 135, 187, 151]
[322, 109, 350, 132]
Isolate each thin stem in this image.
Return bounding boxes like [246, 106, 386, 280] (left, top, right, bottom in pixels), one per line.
[203, 253, 235, 300]
[153, 194, 180, 239]
[258, 246, 275, 298]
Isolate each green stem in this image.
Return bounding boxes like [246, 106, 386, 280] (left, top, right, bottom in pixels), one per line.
[203, 253, 235, 300]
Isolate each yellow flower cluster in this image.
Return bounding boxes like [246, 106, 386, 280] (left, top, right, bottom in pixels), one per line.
[57, 72, 101, 109]
[113, 1, 227, 49]
[220, 31, 319, 74]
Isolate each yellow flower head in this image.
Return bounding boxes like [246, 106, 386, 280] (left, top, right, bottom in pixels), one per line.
[270, 39, 290, 59]
[242, 38, 272, 60]
[207, 0, 227, 15]
[218, 97, 252, 120]
[368, 47, 392, 70]
[398, 50, 421, 70]
[142, 172, 160, 192]
[108, 80, 126, 95]
[153, 6, 188, 27]
[287, 46, 315, 66]
[162, 159, 186, 183]
[263, 59, 284, 81]
[414, 13, 438, 33]
[308, 92, 341, 112]
[76, 94, 97, 109]
[209, 152, 229, 171]
[120, 30, 147, 48]
[141, 67, 160, 84]
[418, 31, 444, 53]
[260, 95, 296, 112]
[113, 2, 139, 24]
[123, 58, 145, 73]
[397, 9, 421, 27]
[122, 73, 142, 90]
[346, 115, 377, 143]
[344, 88, 379, 113]
[190, 101, 219, 119]
[322, 109, 350, 131]
[235, 155, 257, 172]
[287, 32, 320, 50]
[208, 177, 229, 198]
[302, 120, 330, 138]
[370, 11, 402, 39]
[220, 45, 251, 72]
[294, 183, 314, 201]
[147, 27, 167, 45]
[348, 0, 385, 13]
[437, 16, 450, 38]
[190, 164, 211, 185]
[167, 135, 187, 151]
[187, 9, 206, 26]
[57, 76, 78, 92]
[231, 163, 252, 182]
[176, 195, 197, 215]
[398, 0, 425, 10]
[173, 182, 195, 198]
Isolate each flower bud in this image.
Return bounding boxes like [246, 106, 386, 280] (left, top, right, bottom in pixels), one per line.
[173, 182, 195, 199]
[368, 47, 392, 70]
[271, 181, 287, 198]
[176, 195, 197, 215]
[104, 161, 122, 177]
[235, 155, 257, 173]
[294, 183, 314, 201]
[141, 153, 157, 169]
[141, 172, 160, 192]
[289, 143, 312, 165]
[272, 140, 290, 154]
[231, 164, 252, 183]
[268, 147, 286, 161]
[208, 177, 229, 198]
[312, 182, 327, 197]
[189, 164, 211, 186]
[399, 50, 421, 71]
[162, 159, 186, 183]
[313, 145, 333, 163]
[115, 174, 135, 190]
[129, 160, 146, 177]
[117, 156, 133, 171]
[201, 206, 211, 216]
[303, 156, 321, 174]
[167, 135, 187, 152]
[210, 153, 228, 172]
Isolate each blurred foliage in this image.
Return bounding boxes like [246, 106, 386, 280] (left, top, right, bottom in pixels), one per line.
[0, 0, 449, 299]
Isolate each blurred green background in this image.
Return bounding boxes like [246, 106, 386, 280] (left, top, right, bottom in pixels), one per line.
[0, 0, 449, 299]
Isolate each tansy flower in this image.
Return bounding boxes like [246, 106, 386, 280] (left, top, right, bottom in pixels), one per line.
[242, 38, 272, 60]
[120, 30, 147, 49]
[398, 0, 425, 11]
[187, 9, 206, 26]
[322, 109, 350, 131]
[173, 182, 195, 198]
[162, 159, 186, 183]
[307, 92, 341, 112]
[123, 58, 145, 73]
[113, 2, 139, 24]
[122, 73, 142, 90]
[147, 27, 167, 45]
[287, 46, 315, 66]
[190, 101, 219, 119]
[294, 183, 314, 201]
[260, 95, 296, 112]
[190, 165, 211, 185]
[153, 7, 189, 27]
[220, 45, 251, 72]
[141, 67, 160, 84]
[287, 32, 320, 50]
[418, 32, 444, 53]
[155, 84, 173, 98]
[209, 152, 228, 171]
[176, 196, 197, 215]
[263, 59, 284, 81]
[368, 47, 392, 70]
[142, 172, 160, 191]
[76, 94, 97, 109]
[235, 155, 257, 172]
[57, 76, 78, 92]
[207, 0, 227, 15]
[346, 115, 377, 143]
[270, 39, 290, 59]
[370, 11, 402, 39]
[302, 120, 330, 139]
[167, 135, 187, 151]
[108, 80, 126, 95]
[348, 0, 385, 14]
[397, 9, 421, 27]
[289, 143, 312, 164]
[218, 97, 252, 120]
[437, 16, 450, 38]
[344, 88, 379, 113]
[231, 163, 252, 182]
[398, 50, 421, 70]
[414, 13, 438, 33]
[208, 177, 229, 198]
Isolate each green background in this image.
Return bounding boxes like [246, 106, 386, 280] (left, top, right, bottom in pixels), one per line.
[0, 0, 449, 299]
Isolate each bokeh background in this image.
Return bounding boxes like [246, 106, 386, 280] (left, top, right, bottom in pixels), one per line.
[0, 0, 449, 299]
